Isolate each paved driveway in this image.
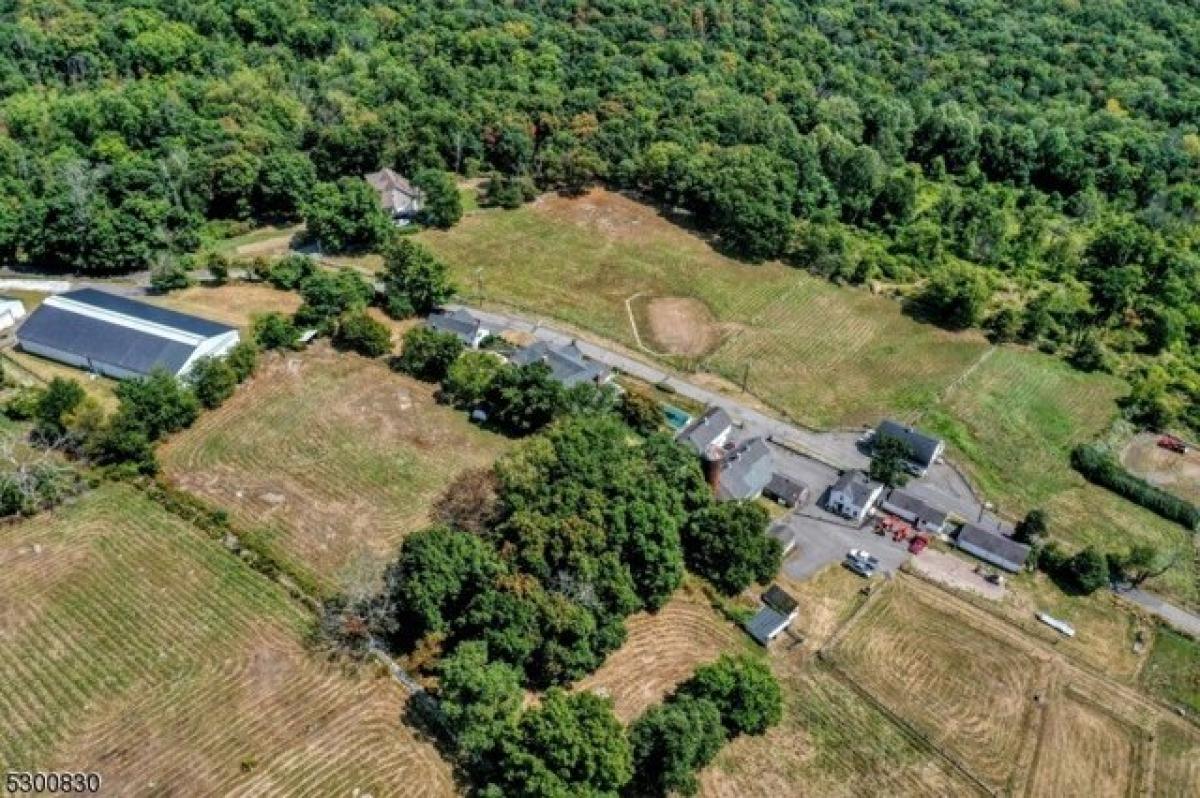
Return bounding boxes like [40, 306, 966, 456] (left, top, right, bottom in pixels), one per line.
[775, 507, 911, 581]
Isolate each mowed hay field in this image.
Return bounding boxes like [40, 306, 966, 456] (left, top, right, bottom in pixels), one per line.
[827, 579, 1046, 791]
[154, 284, 302, 331]
[1154, 723, 1200, 798]
[161, 344, 509, 594]
[0, 485, 455, 797]
[575, 583, 749, 723]
[419, 189, 989, 427]
[1027, 695, 1142, 798]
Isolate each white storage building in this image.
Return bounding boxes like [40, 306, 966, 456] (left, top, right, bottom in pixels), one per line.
[17, 289, 239, 380]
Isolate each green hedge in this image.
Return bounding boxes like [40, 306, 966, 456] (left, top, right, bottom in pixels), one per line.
[1071, 444, 1199, 531]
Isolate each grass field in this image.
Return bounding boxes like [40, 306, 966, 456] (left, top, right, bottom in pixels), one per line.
[154, 284, 302, 331]
[0, 484, 455, 796]
[1140, 628, 1200, 715]
[575, 583, 750, 723]
[1027, 694, 1140, 798]
[1154, 722, 1200, 798]
[161, 344, 509, 595]
[828, 580, 1045, 790]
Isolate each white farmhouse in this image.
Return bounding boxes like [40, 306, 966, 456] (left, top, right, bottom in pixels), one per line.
[825, 471, 884, 525]
[17, 289, 239, 380]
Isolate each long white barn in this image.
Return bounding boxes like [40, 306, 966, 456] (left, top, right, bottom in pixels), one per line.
[17, 289, 239, 380]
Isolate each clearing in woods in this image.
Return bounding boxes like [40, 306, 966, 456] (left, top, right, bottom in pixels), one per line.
[0, 484, 455, 797]
[574, 582, 750, 723]
[160, 344, 510, 594]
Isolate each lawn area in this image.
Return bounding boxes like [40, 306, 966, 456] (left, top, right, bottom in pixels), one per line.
[1140, 627, 1200, 715]
[0, 484, 455, 796]
[160, 343, 510, 595]
[418, 189, 990, 428]
[152, 284, 302, 331]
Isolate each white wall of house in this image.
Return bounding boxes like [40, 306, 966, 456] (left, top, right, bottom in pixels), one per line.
[827, 486, 882, 524]
[177, 330, 242, 375]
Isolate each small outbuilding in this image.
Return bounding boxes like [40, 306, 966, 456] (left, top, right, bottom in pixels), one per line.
[17, 289, 239, 380]
[744, 584, 800, 646]
[879, 488, 948, 535]
[0, 296, 26, 332]
[763, 473, 809, 509]
[955, 523, 1031, 573]
[825, 471, 884, 525]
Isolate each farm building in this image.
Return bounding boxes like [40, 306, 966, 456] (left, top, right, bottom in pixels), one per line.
[825, 471, 884, 524]
[510, 340, 613, 388]
[763, 473, 809, 508]
[875, 420, 945, 476]
[0, 297, 26, 331]
[744, 584, 799, 646]
[713, 437, 774, 500]
[427, 308, 491, 348]
[365, 168, 423, 222]
[879, 488, 948, 534]
[17, 289, 239, 380]
[955, 523, 1031, 573]
[676, 406, 733, 454]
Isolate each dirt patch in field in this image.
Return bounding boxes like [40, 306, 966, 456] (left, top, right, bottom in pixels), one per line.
[641, 296, 722, 356]
[910, 549, 1007, 600]
[534, 189, 669, 242]
[1120, 432, 1200, 504]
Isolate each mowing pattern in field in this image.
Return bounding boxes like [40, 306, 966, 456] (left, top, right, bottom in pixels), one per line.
[698, 661, 975, 798]
[161, 345, 509, 592]
[1154, 723, 1200, 798]
[1028, 694, 1138, 798]
[574, 587, 747, 723]
[828, 582, 1043, 789]
[0, 485, 455, 796]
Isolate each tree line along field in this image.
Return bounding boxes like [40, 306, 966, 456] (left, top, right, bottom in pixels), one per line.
[160, 343, 510, 595]
[0, 484, 454, 797]
[417, 189, 1198, 607]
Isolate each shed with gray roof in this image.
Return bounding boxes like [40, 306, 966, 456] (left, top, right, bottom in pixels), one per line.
[427, 308, 490, 348]
[879, 488, 949, 534]
[676, 406, 733, 454]
[955, 523, 1031, 573]
[509, 340, 613, 388]
[875, 420, 945, 475]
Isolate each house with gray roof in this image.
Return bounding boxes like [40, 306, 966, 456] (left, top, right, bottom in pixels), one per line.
[825, 471, 884, 525]
[676, 406, 733, 454]
[879, 488, 948, 534]
[17, 289, 239, 380]
[715, 437, 774, 501]
[955, 523, 1031, 573]
[509, 341, 613, 388]
[427, 309, 491, 348]
[365, 168, 423, 222]
[875, 420, 945, 476]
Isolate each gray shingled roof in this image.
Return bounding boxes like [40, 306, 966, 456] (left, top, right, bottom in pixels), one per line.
[18, 305, 197, 375]
[427, 309, 483, 343]
[876, 420, 943, 468]
[764, 473, 808, 505]
[956, 524, 1031, 568]
[676, 406, 733, 453]
[717, 437, 774, 500]
[831, 471, 882, 507]
[510, 341, 610, 387]
[744, 606, 791, 646]
[881, 489, 948, 526]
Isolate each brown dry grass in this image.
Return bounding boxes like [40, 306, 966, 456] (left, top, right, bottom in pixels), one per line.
[160, 344, 509, 593]
[1121, 431, 1200, 504]
[1154, 722, 1200, 798]
[575, 583, 747, 723]
[1027, 694, 1138, 798]
[154, 284, 302, 331]
[0, 484, 456, 797]
[829, 579, 1047, 790]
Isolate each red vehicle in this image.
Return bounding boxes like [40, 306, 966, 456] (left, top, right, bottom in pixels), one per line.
[908, 535, 929, 555]
[1158, 435, 1188, 454]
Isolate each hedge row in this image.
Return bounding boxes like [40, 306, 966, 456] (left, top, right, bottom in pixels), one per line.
[1071, 444, 1199, 530]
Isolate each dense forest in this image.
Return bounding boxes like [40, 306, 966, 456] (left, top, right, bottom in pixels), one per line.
[1, 0, 1198, 429]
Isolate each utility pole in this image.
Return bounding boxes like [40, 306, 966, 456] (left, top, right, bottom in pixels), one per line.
[741, 363, 750, 393]
[475, 267, 483, 301]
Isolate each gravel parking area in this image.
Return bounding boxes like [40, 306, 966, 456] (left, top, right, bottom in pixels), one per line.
[909, 549, 1007, 600]
[776, 508, 912, 581]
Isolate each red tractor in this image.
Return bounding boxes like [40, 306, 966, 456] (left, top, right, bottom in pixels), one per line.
[908, 535, 929, 555]
[1158, 435, 1188, 454]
